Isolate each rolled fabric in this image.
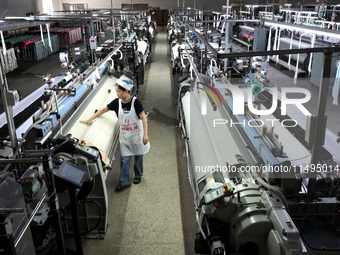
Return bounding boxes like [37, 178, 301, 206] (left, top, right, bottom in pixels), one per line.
[7, 49, 14, 72]
[10, 48, 18, 70]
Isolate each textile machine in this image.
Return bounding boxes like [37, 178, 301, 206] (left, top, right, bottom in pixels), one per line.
[176, 25, 340, 255]
[0, 13, 152, 253]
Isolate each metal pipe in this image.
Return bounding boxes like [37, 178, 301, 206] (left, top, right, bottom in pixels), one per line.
[14, 192, 48, 247]
[69, 187, 84, 254]
[186, 19, 262, 24]
[0, 62, 18, 154]
[44, 157, 67, 255]
[110, 0, 114, 34]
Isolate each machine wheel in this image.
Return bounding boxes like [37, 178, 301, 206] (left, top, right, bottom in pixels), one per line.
[194, 233, 211, 254]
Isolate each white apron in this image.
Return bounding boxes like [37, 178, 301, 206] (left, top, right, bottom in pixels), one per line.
[118, 97, 150, 156]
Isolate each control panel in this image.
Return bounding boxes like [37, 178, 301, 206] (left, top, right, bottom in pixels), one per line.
[89, 36, 97, 50]
[204, 184, 231, 204]
[74, 140, 99, 159]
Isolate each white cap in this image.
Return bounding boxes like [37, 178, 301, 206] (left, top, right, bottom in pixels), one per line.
[116, 78, 134, 91]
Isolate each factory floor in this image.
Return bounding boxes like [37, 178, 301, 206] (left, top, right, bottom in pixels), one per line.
[73, 31, 196, 255]
[2, 30, 340, 255]
[3, 31, 197, 255]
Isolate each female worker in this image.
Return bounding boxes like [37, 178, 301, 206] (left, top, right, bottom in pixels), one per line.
[80, 77, 150, 192]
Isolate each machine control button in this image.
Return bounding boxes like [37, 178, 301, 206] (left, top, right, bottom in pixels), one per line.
[223, 183, 230, 192]
[204, 186, 225, 204]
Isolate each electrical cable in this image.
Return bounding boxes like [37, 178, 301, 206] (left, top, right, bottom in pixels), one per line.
[289, 154, 312, 162]
[291, 181, 310, 221]
[253, 173, 290, 213]
[78, 200, 102, 236]
[47, 200, 103, 255]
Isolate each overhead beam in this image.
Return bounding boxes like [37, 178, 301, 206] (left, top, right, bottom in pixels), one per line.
[216, 47, 340, 59]
[185, 22, 340, 59]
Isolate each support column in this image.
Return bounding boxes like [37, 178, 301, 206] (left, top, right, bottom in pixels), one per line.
[308, 52, 332, 199]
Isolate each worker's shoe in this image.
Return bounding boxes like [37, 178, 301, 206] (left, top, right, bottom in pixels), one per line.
[133, 178, 141, 184]
[115, 184, 130, 192]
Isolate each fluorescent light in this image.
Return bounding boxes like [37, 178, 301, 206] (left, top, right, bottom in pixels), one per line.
[265, 21, 340, 39]
[280, 9, 317, 14]
[297, 11, 317, 14]
[5, 16, 34, 20]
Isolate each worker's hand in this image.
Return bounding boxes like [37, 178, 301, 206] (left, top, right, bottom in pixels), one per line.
[143, 134, 149, 145]
[79, 120, 92, 126]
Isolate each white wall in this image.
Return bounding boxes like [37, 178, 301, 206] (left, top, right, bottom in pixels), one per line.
[0, 0, 63, 16]
[53, 0, 63, 12]
[35, 0, 63, 15]
[0, 0, 37, 16]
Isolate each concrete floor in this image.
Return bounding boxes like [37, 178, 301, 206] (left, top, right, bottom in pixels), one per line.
[73, 31, 196, 255]
[1, 30, 340, 255]
[59, 31, 197, 255]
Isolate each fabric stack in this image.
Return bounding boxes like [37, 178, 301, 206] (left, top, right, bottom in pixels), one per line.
[2, 34, 60, 62]
[50, 27, 82, 46]
[0, 48, 18, 74]
[17, 34, 59, 61]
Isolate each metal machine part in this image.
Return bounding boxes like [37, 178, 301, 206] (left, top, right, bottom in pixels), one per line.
[51, 135, 109, 238]
[278, 37, 311, 71]
[0, 176, 36, 255]
[0, 134, 110, 255]
[19, 165, 50, 227]
[173, 9, 340, 254]
[179, 81, 306, 255]
[237, 25, 267, 51]
[176, 36, 340, 254]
